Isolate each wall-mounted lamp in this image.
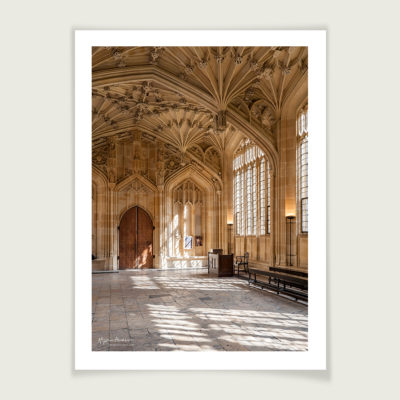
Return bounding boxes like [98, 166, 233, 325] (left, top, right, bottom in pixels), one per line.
[286, 216, 295, 266]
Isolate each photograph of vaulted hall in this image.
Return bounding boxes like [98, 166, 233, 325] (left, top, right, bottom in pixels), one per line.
[91, 46, 308, 351]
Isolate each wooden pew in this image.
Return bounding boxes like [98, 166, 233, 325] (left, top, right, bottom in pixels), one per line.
[248, 268, 308, 302]
[269, 266, 308, 278]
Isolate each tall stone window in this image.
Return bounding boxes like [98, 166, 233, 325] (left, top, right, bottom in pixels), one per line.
[260, 158, 266, 235]
[234, 166, 242, 235]
[297, 105, 308, 233]
[252, 163, 257, 234]
[266, 159, 271, 234]
[246, 165, 253, 235]
[233, 139, 271, 236]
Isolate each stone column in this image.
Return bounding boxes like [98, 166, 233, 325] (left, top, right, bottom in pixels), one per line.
[108, 183, 118, 270]
[105, 136, 118, 270]
[270, 169, 276, 266]
[216, 189, 222, 249]
[155, 142, 165, 268]
[156, 184, 164, 268]
[276, 123, 287, 266]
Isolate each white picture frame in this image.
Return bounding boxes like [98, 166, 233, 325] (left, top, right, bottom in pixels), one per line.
[75, 30, 326, 370]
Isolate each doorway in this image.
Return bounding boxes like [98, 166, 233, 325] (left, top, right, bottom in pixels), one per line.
[119, 206, 153, 269]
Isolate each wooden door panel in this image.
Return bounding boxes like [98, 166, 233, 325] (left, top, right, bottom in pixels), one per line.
[119, 206, 153, 269]
[119, 207, 137, 269]
[137, 208, 153, 269]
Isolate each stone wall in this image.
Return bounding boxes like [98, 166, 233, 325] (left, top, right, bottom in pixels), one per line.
[92, 69, 308, 272]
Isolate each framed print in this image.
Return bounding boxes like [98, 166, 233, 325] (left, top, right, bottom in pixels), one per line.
[184, 236, 193, 249]
[75, 30, 326, 370]
[195, 236, 202, 246]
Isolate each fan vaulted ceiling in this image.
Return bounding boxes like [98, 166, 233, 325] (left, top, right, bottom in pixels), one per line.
[92, 46, 307, 180]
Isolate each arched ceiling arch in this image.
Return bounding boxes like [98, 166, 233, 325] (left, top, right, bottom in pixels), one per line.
[115, 172, 157, 193]
[164, 164, 216, 195]
[92, 165, 109, 186]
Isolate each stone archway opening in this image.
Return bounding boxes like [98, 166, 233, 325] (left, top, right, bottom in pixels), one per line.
[119, 206, 153, 269]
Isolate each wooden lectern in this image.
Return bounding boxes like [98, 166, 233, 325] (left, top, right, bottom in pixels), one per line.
[208, 252, 234, 277]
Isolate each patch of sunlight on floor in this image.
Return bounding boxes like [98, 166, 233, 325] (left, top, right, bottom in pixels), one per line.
[92, 268, 308, 351]
[129, 275, 161, 289]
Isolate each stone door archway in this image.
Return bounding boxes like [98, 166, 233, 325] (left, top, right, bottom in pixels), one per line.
[119, 206, 153, 269]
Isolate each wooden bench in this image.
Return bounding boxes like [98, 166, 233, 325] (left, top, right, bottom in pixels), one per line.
[269, 266, 308, 278]
[248, 268, 308, 302]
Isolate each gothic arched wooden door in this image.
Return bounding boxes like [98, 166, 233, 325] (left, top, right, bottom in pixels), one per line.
[119, 206, 153, 269]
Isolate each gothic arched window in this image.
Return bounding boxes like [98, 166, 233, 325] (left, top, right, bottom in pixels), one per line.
[172, 180, 204, 255]
[233, 139, 271, 236]
[297, 105, 308, 233]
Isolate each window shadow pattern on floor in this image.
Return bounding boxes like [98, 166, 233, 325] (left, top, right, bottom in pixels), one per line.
[92, 270, 308, 351]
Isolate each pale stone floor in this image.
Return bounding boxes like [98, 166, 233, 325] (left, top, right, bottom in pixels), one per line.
[92, 269, 308, 351]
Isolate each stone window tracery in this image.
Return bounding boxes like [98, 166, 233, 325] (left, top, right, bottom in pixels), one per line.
[252, 163, 257, 234]
[172, 180, 204, 256]
[233, 139, 271, 237]
[260, 158, 266, 235]
[246, 165, 252, 235]
[297, 105, 308, 233]
[267, 160, 271, 235]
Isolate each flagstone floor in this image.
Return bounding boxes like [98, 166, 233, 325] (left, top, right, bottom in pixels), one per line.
[92, 269, 308, 351]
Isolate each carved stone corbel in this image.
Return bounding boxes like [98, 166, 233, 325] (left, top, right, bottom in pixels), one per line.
[213, 110, 227, 134]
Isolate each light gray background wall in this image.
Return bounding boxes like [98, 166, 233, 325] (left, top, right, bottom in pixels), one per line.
[1, 1, 399, 399]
